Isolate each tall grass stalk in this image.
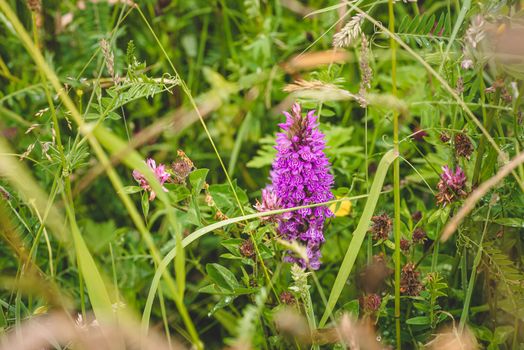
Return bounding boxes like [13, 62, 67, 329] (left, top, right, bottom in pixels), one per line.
[387, 0, 401, 347]
[459, 203, 492, 332]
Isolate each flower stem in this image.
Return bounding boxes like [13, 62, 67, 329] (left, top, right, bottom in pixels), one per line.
[387, 0, 401, 347]
[459, 205, 491, 332]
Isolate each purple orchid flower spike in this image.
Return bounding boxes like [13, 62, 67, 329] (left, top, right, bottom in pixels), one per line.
[262, 102, 334, 270]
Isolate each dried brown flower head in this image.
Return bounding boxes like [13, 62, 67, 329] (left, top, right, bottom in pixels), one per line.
[400, 262, 423, 296]
[412, 227, 427, 244]
[239, 239, 255, 258]
[171, 150, 194, 184]
[370, 213, 392, 240]
[0, 186, 10, 200]
[279, 291, 296, 305]
[400, 238, 411, 252]
[26, 0, 41, 12]
[412, 126, 428, 142]
[440, 132, 451, 143]
[454, 133, 474, 160]
[411, 210, 422, 223]
[359, 294, 381, 315]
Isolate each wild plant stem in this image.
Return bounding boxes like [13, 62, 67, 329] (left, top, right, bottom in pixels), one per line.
[472, 79, 499, 186]
[430, 222, 441, 272]
[387, 0, 401, 347]
[459, 205, 491, 332]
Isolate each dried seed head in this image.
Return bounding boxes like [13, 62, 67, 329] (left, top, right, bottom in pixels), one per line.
[333, 14, 365, 48]
[454, 133, 474, 159]
[20, 143, 36, 161]
[456, 77, 464, 94]
[359, 294, 381, 315]
[215, 210, 228, 221]
[412, 227, 427, 244]
[171, 150, 194, 184]
[411, 210, 422, 223]
[370, 213, 392, 240]
[358, 34, 373, 107]
[465, 15, 486, 49]
[100, 39, 118, 84]
[439, 132, 451, 143]
[239, 239, 255, 258]
[400, 238, 411, 252]
[26, 0, 41, 12]
[279, 291, 296, 305]
[412, 126, 428, 142]
[25, 124, 40, 134]
[400, 262, 423, 296]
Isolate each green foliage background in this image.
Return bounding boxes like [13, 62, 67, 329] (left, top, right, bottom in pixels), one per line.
[1, 0, 524, 349]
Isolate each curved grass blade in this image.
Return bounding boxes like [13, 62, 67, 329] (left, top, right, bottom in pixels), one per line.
[319, 149, 397, 327]
[140, 194, 372, 331]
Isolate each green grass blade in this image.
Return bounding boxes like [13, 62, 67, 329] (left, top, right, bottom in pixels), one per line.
[70, 222, 114, 319]
[319, 149, 397, 327]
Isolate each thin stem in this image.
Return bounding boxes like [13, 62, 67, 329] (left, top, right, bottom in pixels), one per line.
[387, 0, 401, 347]
[459, 205, 491, 332]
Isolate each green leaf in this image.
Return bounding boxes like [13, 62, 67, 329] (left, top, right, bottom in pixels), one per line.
[319, 150, 398, 327]
[82, 220, 119, 253]
[428, 208, 442, 224]
[0, 303, 6, 329]
[206, 263, 240, 291]
[339, 299, 360, 318]
[208, 296, 236, 316]
[165, 183, 191, 202]
[141, 191, 149, 218]
[406, 316, 430, 325]
[189, 169, 209, 196]
[493, 326, 513, 344]
[120, 185, 142, 194]
[492, 217, 524, 228]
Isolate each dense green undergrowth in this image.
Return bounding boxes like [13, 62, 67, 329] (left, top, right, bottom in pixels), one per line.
[1, 0, 524, 349]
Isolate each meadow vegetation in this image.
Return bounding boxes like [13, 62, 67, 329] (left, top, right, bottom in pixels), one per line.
[1, 0, 524, 349]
